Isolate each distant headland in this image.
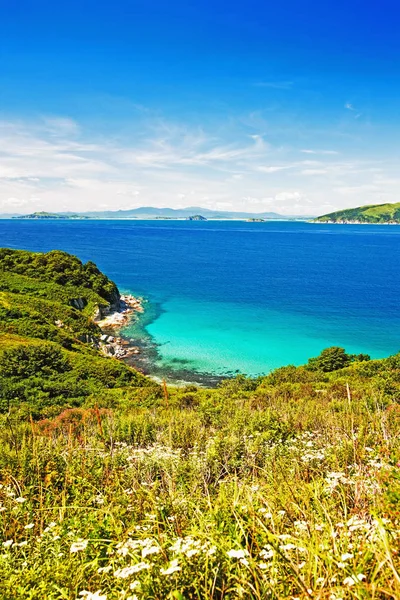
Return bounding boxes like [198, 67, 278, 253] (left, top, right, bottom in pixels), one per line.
[315, 201, 400, 224]
[13, 211, 89, 220]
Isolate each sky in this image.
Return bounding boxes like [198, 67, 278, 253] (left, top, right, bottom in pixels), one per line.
[1, 0, 400, 216]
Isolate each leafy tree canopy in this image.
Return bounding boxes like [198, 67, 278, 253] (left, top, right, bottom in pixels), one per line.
[307, 346, 370, 372]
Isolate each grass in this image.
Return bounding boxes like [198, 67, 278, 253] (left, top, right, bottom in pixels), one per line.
[0, 378, 399, 599]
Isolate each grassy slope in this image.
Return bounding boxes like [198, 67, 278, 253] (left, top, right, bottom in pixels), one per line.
[315, 201, 400, 223]
[0, 248, 399, 598]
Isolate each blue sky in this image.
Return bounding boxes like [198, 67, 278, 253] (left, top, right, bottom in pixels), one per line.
[1, 0, 400, 214]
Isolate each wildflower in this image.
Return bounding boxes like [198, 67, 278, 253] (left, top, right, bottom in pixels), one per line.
[70, 539, 89, 553]
[141, 545, 160, 558]
[340, 553, 353, 561]
[227, 549, 248, 559]
[97, 566, 112, 574]
[280, 543, 297, 551]
[240, 557, 250, 567]
[24, 523, 34, 530]
[260, 549, 274, 559]
[17, 541, 28, 547]
[294, 520, 308, 531]
[129, 581, 141, 590]
[343, 574, 366, 586]
[78, 591, 107, 600]
[15, 497, 26, 504]
[160, 559, 181, 575]
[114, 563, 151, 578]
[3, 539, 13, 548]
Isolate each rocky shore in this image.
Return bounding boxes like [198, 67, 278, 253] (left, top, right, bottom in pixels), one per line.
[96, 294, 144, 359]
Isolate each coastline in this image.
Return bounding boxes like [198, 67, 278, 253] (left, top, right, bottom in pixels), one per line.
[96, 294, 229, 387]
[95, 294, 145, 360]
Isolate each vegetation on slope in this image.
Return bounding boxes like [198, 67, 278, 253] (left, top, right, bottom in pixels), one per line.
[0, 248, 159, 417]
[0, 248, 399, 599]
[315, 201, 400, 223]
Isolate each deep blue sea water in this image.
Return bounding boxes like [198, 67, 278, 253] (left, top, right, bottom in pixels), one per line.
[1, 219, 400, 381]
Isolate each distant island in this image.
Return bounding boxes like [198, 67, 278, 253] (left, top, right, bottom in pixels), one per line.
[186, 214, 207, 221]
[1, 206, 314, 221]
[247, 218, 266, 222]
[13, 211, 90, 220]
[315, 201, 400, 224]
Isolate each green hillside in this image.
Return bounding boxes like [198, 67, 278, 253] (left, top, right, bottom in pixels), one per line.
[315, 201, 400, 223]
[0, 248, 158, 417]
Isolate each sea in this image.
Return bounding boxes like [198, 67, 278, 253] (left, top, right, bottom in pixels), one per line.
[1, 219, 400, 384]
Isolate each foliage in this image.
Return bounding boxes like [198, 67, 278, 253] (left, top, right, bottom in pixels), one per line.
[0, 248, 157, 417]
[315, 201, 400, 223]
[307, 346, 370, 372]
[0, 248, 119, 303]
[0, 373, 398, 599]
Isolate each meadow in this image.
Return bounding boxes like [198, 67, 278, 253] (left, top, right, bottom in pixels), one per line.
[1, 364, 399, 599]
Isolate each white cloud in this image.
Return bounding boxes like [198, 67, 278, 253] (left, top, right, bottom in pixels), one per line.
[0, 115, 399, 216]
[275, 191, 303, 202]
[257, 166, 291, 173]
[41, 117, 80, 136]
[301, 149, 339, 155]
[301, 169, 329, 175]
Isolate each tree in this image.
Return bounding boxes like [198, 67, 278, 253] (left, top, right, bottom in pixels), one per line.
[308, 347, 351, 372]
[307, 346, 370, 372]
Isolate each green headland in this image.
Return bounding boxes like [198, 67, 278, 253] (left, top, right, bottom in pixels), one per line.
[315, 201, 400, 223]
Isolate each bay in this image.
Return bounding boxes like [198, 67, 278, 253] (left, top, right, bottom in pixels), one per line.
[1, 219, 399, 380]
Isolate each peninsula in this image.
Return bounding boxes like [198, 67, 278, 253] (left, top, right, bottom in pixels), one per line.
[315, 201, 400, 224]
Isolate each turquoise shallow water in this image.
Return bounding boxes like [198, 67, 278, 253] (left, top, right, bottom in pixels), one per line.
[143, 297, 391, 376]
[1, 219, 400, 381]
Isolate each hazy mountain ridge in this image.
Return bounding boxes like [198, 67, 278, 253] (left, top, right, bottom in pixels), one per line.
[1, 206, 313, 220]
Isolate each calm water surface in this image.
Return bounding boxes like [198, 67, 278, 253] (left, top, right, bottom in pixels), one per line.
[1, 219, 399, 381]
